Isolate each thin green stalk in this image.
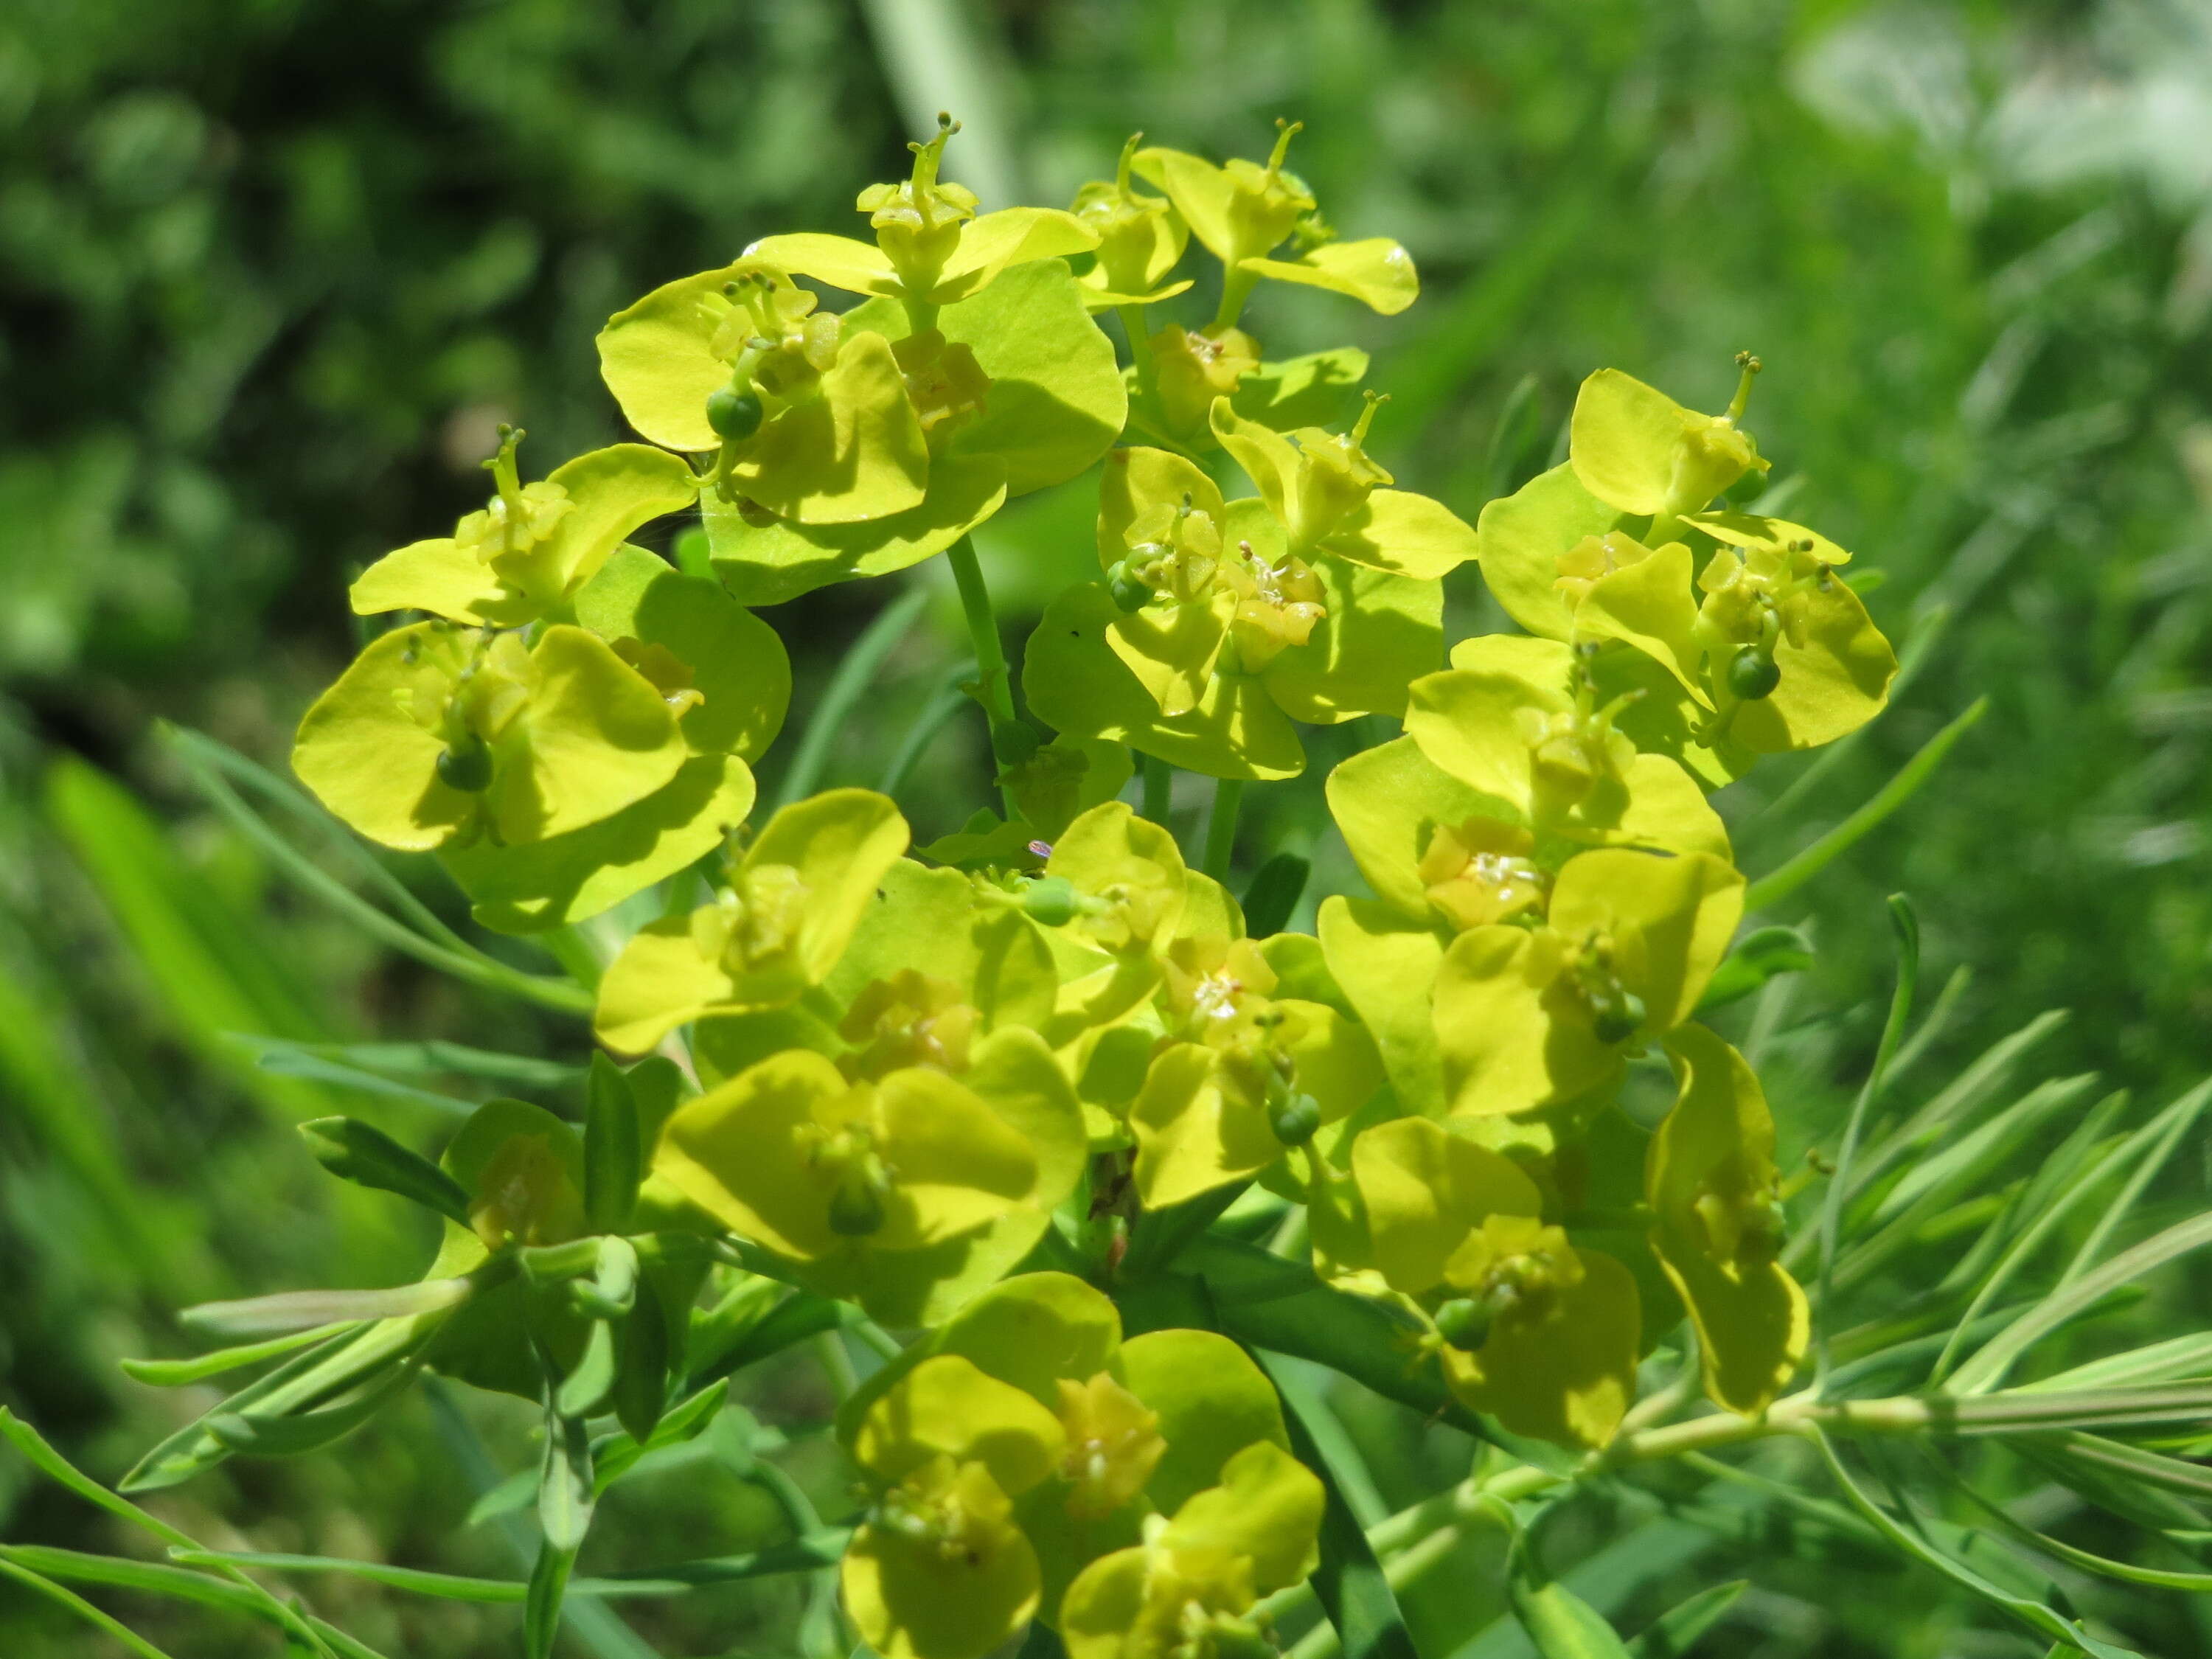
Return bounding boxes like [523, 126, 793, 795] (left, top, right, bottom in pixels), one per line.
[0, 1556, 181, 1659]
[1815, 896, 1919, 1389]
[1743, 698, 1986, 913]
[167, 724, 590, 1015]
[1141, 754, 1172, 829]
[943, 535, 1022, 818]
[776, 588, 931, 810]
[877, 663, 976, 797]
[1203, 779, 1243, 882]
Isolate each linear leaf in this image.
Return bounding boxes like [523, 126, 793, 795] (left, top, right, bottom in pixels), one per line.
[301, 1116, 472, 1221]
[595, 1379, 731, 1493]
[585, 1054, 644, 1233]
[1510, 1572, 1632, 1659]
[181, 1278, 472, 1339]
[0, 1545, 270, 1618]
[168, 1549, 685, 1602]
[1810, 1429, 2139, 1658]
[1949, 1211, 2212, 1395]
[596, 1531, 852, 1585]
[122, 1322, 356, 1388]
[2018, 1334, 2212, 1396]
[1843, 1010, 2071, 1206]
[1815, 894, 1918, 1381]
[1621, 1580, 1747, 1658]
[1264, 1351, 1421, 1659]
[0, 1555, 182, 1659]
[208, 1362, 417, 1456]
[1695, 928, 1813, 1015]
[2055, 1078, 2212, 1290]
[1744, 698, 1986, 913]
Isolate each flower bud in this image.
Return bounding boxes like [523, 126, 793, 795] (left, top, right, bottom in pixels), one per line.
[1592, 990, 1646, 1046]
[1727, 647, 1781, 701]
[828, 1178, 887, 1238]
[706, 386, 764, 442]
[436, 733, 494, 793]
[1433, 1296, 1493, 1352]
[1022, 874, 1083, 928]
[1268, 1091, 1321, 1147]
[1106, 558, 1152, 613]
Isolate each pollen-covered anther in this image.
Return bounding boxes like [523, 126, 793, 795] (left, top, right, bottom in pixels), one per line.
[1418, 817, 1549, 931]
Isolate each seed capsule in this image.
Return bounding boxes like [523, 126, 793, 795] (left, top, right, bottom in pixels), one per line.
[1728, 647, 1781, 701]
[1105, 558, 1152, 613]
[436, 734, 494, 793]
[1022, 874, 1082, 928]
[827, 1180, 886, 1238]
[1268, 1091, 1321, 1147]
[706, 386, 765, 442]
[1433, 1298, 1493, 1352]
[1593, 990, 1646, 1046]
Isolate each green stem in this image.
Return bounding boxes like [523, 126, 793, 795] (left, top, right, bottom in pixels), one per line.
[1140, 754, 1172, 829]
[944, 534, 1023, 819]
[1263, 1388, 1938, 1652]
[1203, 779, 1243, 882]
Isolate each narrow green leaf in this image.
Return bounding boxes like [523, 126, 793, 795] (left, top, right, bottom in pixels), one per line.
[2018, 1333, 2212, 1396]
[301, 1116, 471, 1222]
[1509, 1573, 1634, 1659]
[1815, 894, 1918, 1383]
[122, 1316, 436, 1492]
[1846, 1010, 2071, 1203]
[595, 1377, 727, 1494]
[540, 1391, 597, 1553]
[1242, 852, 1311, 939]
[122, 1322, 356, 1388]
[159, 724, 591, 1016]
[1262, 1351, 1420, 1659]
[1621, 1580, 1747, 1658]
[1195, 1237, 1499, 1447]
[774, 587, 930, 809]
[1744, 698, 1987, 913]
[209, 1362, 417, 1456]
[181, 1279, 472, 1339]
[1811, 1428, 2140, 1658]
[1484, 372, 1548, 502]
[1834, 1074, 2097, 1293]
[686, 1288, 849, 1389]
[1933, 1086, 2204, 1384]
[0, 1545, 270, 1618]
[0, 1555, 183, 1659]
[1938, 1385, 2212, 1434]
[1950, 1210, 2212, 1395]
[611, 1273, 671, 1446]
[595, 1531, 851, 1585]
[1694, 926, 1813, 1015]
[167, 1548, 683, 1603]
[2056, 1077, 2212, 1291]
[585, 1055, 644, 1233]
[231, 1036, 477, 1116]
[526, 1537, 578, 1659]
[1930, 1462, 2212, 1591]
[559, 1320, 619, 1420]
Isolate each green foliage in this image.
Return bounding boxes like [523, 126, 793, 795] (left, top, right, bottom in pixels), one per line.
[7, 6, 2212, 1659]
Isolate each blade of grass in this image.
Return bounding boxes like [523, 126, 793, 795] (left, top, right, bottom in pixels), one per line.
[1744, 700, 1986, 914]
[1815, 895, 1918, 1385]
[775, 588, 930, 809]
[1948, 1210, 2212, 1395]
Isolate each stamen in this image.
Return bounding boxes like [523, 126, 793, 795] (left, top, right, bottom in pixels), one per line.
[1726, 350, 1762, 425]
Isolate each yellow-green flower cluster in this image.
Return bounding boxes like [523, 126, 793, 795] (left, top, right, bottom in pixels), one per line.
[276, 116, 1903, 1654]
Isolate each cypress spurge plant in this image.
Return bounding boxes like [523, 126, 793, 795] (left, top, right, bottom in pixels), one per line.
[18, 118, 2212, 1659]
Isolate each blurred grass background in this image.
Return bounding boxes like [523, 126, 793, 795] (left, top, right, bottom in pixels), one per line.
[3, 1, 2209, 1655]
